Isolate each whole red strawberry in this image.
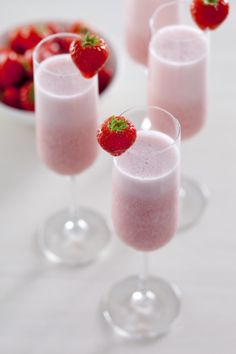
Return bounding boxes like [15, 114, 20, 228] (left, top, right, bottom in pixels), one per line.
[98, 67, 113, 94]
[70, 33, 109, 78]
[2, 87, 20, 108]
[190, 0, 229, 30]
[97, 115, 137, 156]
[0, 51, 24, 88]
[19, 81, 35, 111]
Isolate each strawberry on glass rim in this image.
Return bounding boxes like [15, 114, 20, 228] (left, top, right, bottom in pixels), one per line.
[96, 115, 137, 156]
[69, 32, 109, 78]
[190, 0, 229, 30]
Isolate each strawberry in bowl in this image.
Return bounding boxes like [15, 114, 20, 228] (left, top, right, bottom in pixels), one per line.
[0, 20, 118, 125]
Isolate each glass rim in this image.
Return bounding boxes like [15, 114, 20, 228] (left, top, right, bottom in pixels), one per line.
[150, 0, 208, 43]
[33, 32, 85, 78]
[114, 105, 181, 160]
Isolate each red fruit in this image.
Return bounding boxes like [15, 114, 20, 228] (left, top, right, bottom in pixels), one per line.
[190, 0, 229, 30]
[9, 28, 27, 54]
[0, 51, 24, 88]
[19, 81, 35, 111]
[38, 39, 62, 61]
[59, 37, 74, 53]
[2, 87, 20, 108]
[21, 49, 33, 79]
[46, 22, 66, 34]
[0, 48, 10, 62]
[70, 21, 91, 35]
[70, 33, 109, 78]
[96, 115, 137, 156]
[98, 67, 112, 94]
[9, 24, 52, 54]
[0, 49, 11, 86]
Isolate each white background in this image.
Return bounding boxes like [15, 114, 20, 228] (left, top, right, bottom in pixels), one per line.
[0, 0, 235, 353]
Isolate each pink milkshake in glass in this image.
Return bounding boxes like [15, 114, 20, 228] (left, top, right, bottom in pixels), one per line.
[35, 54, 98, 175]
[124, 0, 178, 65]
[148, 25, 208, 139]
[103, 106, 181, 339]
[33, 33, 110, 266]
[148, 0, 210, 231]
[112, 130, 179, 251]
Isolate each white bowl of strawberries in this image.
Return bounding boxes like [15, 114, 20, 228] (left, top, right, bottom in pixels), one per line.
[0, 21, 118, 125]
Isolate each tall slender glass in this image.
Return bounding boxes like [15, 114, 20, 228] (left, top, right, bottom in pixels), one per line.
[103, 106, 181, 339]
[33, 33, 110, 266]
[124, 0, 178, 66]
[148, 0, 209, 230]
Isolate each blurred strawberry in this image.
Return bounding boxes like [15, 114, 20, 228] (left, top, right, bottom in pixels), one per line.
[19, 81, 34, 111]
[98, 67, 112, 94]
[2, 86, 20, 108]
[21, 49, 33, 79]
[9, 24, 53, 54]
[46, 22, 66, 34]
[70, 21, 91, 35]
[38, 39, 62, 61]
[0, 48, 11, 61]
[0, 51, 25, 88]
[0, 49, 10, 85]
[59, 37, 74, 53]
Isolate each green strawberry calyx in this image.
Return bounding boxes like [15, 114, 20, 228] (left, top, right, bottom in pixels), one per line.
[108, 116, 128, 132]
[203, 0, 219, 6]
[82, 33, 100, 47]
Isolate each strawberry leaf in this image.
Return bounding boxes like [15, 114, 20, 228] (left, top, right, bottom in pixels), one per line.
[82, 33, 100, 47]
[203, 0, 218, 5]
[109, 116, 128, 132]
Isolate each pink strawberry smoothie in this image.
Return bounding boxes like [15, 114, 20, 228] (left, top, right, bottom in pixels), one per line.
[112, 130, 180, 252]
[35, 54, 99, 175]
[124, 0, 178, 65]
[148, 25, 209, 139]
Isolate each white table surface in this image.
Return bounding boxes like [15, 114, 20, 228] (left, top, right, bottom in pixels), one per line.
[0, 0, 236, 353]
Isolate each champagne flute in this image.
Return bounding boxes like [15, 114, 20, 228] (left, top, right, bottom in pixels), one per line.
[33, 33, 110, 266]
[103, 106, 181, 339]
[124, 0, 178, 66]
[148, 0, 210, 230]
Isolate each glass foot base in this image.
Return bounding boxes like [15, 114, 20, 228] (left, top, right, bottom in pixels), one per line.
[178, 176, 209, 232]
[37, 208, 111, 266]
[103, 275, 181, 339]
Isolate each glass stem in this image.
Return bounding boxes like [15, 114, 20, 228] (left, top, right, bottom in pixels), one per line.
[139, 252, 149, 293]
[69, 175, 77, 221]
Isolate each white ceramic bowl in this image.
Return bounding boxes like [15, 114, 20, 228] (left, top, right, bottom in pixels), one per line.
[0, 21, 119, 126]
